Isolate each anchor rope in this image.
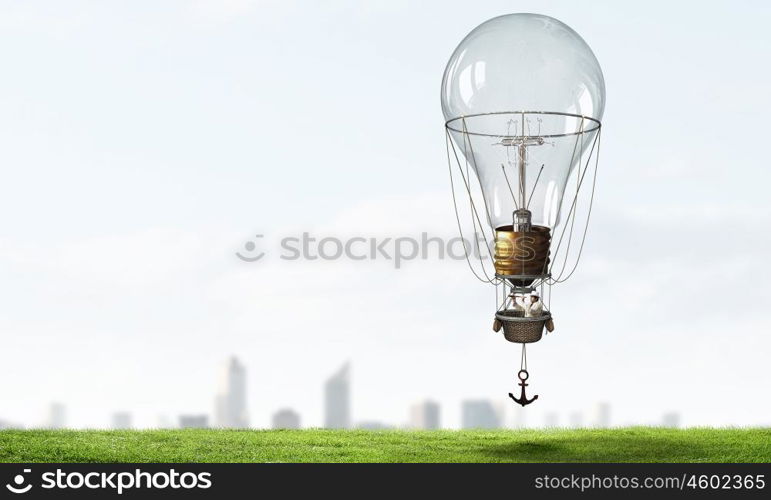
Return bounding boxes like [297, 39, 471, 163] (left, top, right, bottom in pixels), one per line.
[520, 343, 528, 372]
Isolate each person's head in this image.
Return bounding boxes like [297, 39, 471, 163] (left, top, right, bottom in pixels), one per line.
[530, 294, 540, 304]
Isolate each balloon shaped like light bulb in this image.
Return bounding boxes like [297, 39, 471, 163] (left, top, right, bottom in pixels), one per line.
[441, 14, 607, 397]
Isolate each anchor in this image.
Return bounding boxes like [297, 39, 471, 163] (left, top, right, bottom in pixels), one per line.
[508, 369, 538, 407]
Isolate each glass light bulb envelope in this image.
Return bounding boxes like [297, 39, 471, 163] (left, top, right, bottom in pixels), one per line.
[441, 13, 605, 231]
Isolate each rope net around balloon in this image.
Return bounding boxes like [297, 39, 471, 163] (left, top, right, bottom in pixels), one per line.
[444, 110, 603, 343]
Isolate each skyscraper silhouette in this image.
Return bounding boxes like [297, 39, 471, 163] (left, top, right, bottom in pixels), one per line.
[661, 412, 681, 428]
[569, 411, 584, 428]
[214, 356, 249, 428]
[0, 419, 20, 430]
[543, 412, 559, 428]
[510, 405, 527, 429]
[111, 412, 132, 429]
[46, 403, 66, 429]
[461, 400, 500, 429]
[355, 421, 391, 430]
[591, 402, 611, 428]
[410, 400, 440, 429]
[324, 362, 350, 429]
[272, 409, 301, 429]
[179, 415, 208, 429]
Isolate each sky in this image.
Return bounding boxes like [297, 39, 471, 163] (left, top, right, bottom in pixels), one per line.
[1, 0, 770, 429]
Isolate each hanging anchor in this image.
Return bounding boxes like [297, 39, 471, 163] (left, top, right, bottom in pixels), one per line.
[509, 369, 538, 407]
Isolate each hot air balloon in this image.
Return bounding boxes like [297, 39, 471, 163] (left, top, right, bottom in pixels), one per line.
[441, 13, 605, 405]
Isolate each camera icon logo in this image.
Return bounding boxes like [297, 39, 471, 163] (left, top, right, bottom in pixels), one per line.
[6, 469, 32, 494]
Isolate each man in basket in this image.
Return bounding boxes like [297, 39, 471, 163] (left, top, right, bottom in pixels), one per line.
[523, 291, 543, 318]
[493, 291, 554, 333]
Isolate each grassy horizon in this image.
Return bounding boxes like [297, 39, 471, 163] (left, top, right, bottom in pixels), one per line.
[0, 428, 769, 463]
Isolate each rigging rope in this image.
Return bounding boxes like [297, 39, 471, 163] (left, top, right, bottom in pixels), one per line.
[444, 118, 603, 288]
[461, 124, 496, 283]
[547, 126, 601, 284]
[445, 130, 500, 284]
[446, 131, 496, 284]
[546, 118, 587, 278]
[549, 128, 602, 283]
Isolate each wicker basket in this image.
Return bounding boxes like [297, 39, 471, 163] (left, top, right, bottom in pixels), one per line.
[495, 309, 550, 343]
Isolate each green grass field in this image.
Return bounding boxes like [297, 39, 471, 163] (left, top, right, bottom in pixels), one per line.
[0, 428, 768, 463]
